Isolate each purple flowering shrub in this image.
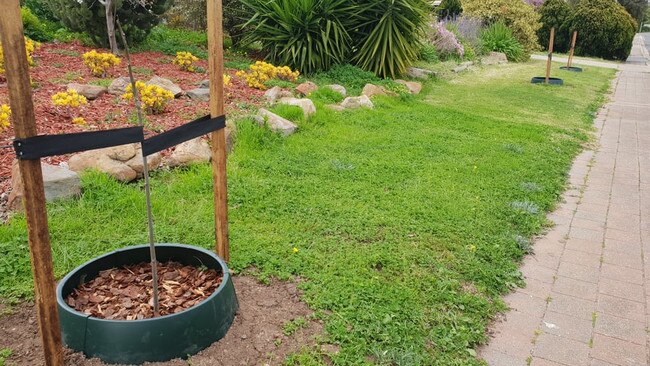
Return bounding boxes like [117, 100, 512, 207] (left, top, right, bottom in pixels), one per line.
[430, 22, 464, 59]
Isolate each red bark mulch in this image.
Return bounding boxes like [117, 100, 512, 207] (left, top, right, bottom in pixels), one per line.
[0, 41, 266, 195]
[65, 261, 223, 320]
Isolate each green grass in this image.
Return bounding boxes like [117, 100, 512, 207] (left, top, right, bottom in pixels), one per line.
[88, 79, 112, 88]
[135, 25, 208, 59]
[0, 348, 11, 366]
[0, 61, 614, 365]
[47, 49, 80, 57]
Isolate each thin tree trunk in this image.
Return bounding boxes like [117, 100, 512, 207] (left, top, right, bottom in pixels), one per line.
[105, 0, 119, 54]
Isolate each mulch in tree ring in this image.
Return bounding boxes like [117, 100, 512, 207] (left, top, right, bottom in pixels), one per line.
[65, 261, 223, 320]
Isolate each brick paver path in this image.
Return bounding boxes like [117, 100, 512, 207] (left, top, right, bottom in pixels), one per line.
[478, 39, 650, 366]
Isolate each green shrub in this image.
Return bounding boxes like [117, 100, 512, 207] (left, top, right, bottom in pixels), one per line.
[479, 22, 526, 62]
[241, 0, 356, 75]
[21, 6, 55, 42]
[48, 0, 173, 48]
[136, 26, 208, 58]
[538, 0, 573, 53]
[22, 0, 58, 22]
[352, 0, 430, 78]
[419, 44, 440, 62]
[618, 0, 648, 27]
[437, 0, 463, 19]
[567, 0, 637, 60]
[462, 0, 541, 53]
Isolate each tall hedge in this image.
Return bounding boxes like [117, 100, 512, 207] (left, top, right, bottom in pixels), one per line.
[567, 0, 637, 60]
[462, 0, 541, 53]
[537, 0, 572, 53]
[48, 0, 172, 48]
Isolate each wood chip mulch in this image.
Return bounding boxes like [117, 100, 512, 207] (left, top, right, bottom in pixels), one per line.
[65, 261, 223, 320]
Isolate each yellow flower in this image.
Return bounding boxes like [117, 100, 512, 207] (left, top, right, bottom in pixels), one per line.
[82, 50, 121, 77]
[72, 117, 86, 125]
[0, 104, 11, 131]
[122, 81, 173, 115]
[236, 61, 299, 90]
[292, 247, 299, 253]
[173, 51, 199, 72]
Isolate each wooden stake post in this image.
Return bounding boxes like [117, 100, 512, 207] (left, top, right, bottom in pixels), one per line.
[0, 1, 65, 365]
[545, 27, 555, 84]
[206, 0, 230, 261]
[567, 31, 578, 69]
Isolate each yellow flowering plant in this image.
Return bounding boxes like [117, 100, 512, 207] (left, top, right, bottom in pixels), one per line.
[172, 51, 199, 72]
[0, 37, 39, 75]
[223, 74, 231, 87]
[0, 104, 11, 132]
[51, 89, 88, 123]
[82, 50, 121, 77]
[122, 81, 174, 115]
[235, 61, 299, 90]
[72, 117, 87, 125]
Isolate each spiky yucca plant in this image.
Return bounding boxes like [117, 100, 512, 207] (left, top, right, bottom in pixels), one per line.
[352, 0, 429, 78]
[241, 0, 357, 75]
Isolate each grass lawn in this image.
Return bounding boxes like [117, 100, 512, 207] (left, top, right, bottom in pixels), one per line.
[0, 61, 614, 365]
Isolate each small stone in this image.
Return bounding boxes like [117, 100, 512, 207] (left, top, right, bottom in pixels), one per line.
[254, 109, 298, 137]
[453, 61, 474, 73]
[407, 67, 434, 79]
[187, 88, 210, 102]
[325, 84, 346, 97]
[66, 83, 107, 100]
[106, 144, 137, 162]
[326, 104, 345, 112]
[125, 150, 162, 177]
[146, 76, 183, 98]
[166, 137, 212, 167]
[340, 95, 374, 109]
[482, 51, 509, 65]
[362, 84, 387, 98]
[108, 77, 131, 95]
[295, 81, 318, 96]
[8, 160, 81, 210]
[278, 97, 316, 118]
[264, 86, 293, 103]
[395, 80, 422, 94]
[320, 344, 341, 355]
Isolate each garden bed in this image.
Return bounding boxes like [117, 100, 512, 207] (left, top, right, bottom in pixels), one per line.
[0, 41, 265, 194]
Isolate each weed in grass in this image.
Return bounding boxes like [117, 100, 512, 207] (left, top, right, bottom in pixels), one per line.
[48, 49, 80, 57]
[132, 66, 154, 76]
[513, 234, 533, 255]
[0, 348, 12, 366]
[310, 88, 344, 105]
[50, 71, 82, 84]
[0, 63, 615, 364]
[502, 143, 525, 154]
[283, 316, 308, 336]
[52, 62, 64, 68]
[268, 104, 305, 123]
[521, 182, 543, 193]
[511, 201, 541, 215]
[89, 79, 112, 88]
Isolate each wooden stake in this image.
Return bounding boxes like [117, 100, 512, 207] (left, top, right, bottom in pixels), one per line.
[206, 0, 230, 261]
[567, 30, 578, 68]
[545, 27, 555, 84]
[0, 1, 64, 365]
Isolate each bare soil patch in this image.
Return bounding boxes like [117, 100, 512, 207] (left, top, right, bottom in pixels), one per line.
[0, 276, 323, 366]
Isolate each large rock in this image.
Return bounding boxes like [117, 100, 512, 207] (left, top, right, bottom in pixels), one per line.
[254, 109, 298, 137]
[69, 144, 144, 182]
[278, 97, 316, 119]
[147, 76, 183, 98]
[326, 84, 346, 97]
[8, 160, 81, 210]
[340, 95, 374, 109]
[165, 137, 212, 167]
[295, 81, 318, 96]
[362, 84, 387, 98]
[187, 88, 210, 102]
[108, 77, 131, 95]
[125, 151, 163, 177]
[198, 79, 210, 88]
[66, 83, 107, 100]
[264, 86, 293, 104]
[482, 52, 508, 65]
[395, 80, 422, 94]
[407, 67, 434, 79]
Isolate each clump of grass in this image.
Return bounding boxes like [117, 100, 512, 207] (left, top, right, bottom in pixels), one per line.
[510, 201, 541, 215]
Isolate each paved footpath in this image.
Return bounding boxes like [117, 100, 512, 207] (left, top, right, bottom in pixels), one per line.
[478, 35, 650, 366]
